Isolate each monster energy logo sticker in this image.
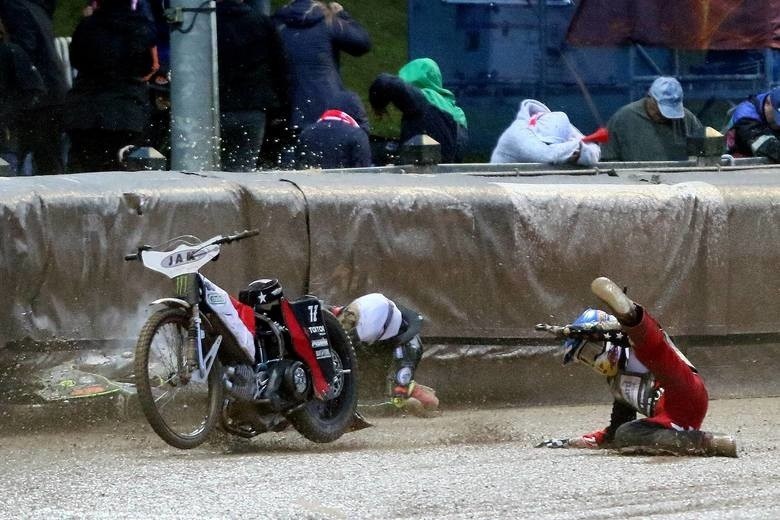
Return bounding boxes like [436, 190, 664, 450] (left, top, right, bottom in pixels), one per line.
[175, 276, 188, 296]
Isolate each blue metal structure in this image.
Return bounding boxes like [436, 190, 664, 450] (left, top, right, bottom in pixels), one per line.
[408, 0, 780, 158]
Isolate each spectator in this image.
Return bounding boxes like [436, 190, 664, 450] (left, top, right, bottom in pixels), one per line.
[128, 0, 168, 74]
[491, 99, 601, 166]
[82, 0, 160, 80]
[217, 0, 289, 172]
[727, 87, 780, 161]
[601, 76, 703, 162]
[369, 57, 468, 163]
[295, 90, 371, 169]
[273, 1, 371, 131]
[145, 67, 171, 167]
[0, 0, 68, 175]
[1, 16, 46, 171]
[64, 0, 156, 173]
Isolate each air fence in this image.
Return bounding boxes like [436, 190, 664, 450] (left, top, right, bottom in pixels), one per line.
[1, 164, 779, 405]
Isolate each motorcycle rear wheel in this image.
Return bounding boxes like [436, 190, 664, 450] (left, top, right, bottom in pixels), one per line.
[287, 310, 359, 443]
[134, 307, 223, 449]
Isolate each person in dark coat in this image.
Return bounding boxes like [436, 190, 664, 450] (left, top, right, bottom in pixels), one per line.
[273, 0, 371, 131]
[217, 0, 289, 171]
[1, 16, 46, 172]
[64, 0, 156, 173]
[295, 89, 371, 169]
[0, 16, 45, 130]
[369, 57, 468, 164]
[0, 0, 68, 174]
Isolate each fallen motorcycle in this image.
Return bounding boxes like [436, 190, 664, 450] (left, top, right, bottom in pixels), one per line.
[125, 230, 359, 449]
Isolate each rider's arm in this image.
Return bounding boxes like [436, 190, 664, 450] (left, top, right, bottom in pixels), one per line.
[568, 400, 636, 448]
[603, 399, 637, 443]
[329, 8, 372, 57]
[369, 74, 427, 118]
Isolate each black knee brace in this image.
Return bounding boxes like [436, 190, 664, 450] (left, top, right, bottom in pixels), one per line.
[391, 334, 423, 387]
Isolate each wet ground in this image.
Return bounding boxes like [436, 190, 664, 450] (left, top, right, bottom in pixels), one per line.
[0, 397, 778, 519]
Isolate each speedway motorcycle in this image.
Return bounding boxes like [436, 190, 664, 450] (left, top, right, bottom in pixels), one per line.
[125, 230, 359, 449]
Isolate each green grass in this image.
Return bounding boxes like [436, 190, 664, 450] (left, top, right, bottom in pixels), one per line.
[54, 0, 407, 136]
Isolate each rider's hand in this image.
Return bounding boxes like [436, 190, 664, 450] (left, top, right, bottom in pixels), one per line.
[567, 429, 607, 449]
[535, 438, 571, 448]
[537, 429, 607, 449]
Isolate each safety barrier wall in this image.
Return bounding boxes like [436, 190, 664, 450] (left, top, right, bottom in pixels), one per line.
[2, 168, 780, 348]
[0, 171, 309, 350]
[1, 167, 779, 401]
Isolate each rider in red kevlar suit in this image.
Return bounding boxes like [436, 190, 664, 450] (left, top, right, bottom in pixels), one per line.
[537, 277, 736, 457]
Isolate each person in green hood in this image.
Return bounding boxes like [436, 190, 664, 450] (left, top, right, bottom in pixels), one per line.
[369, 57, 468, 163]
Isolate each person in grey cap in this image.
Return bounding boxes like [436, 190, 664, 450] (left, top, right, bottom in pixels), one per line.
[727, 87, 780, 161]
[601, 76, 703, 161]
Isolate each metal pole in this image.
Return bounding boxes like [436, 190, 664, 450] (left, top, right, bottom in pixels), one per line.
[169, 0, 220, 171]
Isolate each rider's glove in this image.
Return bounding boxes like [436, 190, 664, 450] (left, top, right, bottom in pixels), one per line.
[535, 438, 571, 448]
[568, 429, 607, 449]
[536, 429, 607, 449]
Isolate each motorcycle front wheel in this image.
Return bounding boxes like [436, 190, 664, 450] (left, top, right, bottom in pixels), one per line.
[287, 310, 359, 443]
[134, 307, 223, 449]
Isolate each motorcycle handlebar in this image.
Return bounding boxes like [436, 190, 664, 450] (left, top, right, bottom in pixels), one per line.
[535, 322, 623, 341]
[535, 323, 567, 338]
[216, 229, 260, 245]
[124, 245, 152, 261]
[124, 230, 258, 261]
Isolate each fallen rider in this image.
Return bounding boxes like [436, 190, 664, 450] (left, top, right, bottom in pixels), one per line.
[332, 293, 439, 417]
[535, 277, 737, 457]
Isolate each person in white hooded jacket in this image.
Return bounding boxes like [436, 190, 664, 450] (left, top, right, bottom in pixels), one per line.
[490, 99, 601, 166]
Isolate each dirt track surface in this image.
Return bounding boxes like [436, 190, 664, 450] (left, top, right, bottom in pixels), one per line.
[0, 397, 778, 519]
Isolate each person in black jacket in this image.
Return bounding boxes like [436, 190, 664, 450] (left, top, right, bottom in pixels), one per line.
[64, 0, 156, 173]
[217, 0, 289, 172]
[0, 17, 44, 122]
[1, 16, 46, 172]
[369, 57, 468, 164]
[295, 89, 370, 169]
[273, 1, 370, 133]
[0, 0, 68, 174]
[1, 18, 45, 117]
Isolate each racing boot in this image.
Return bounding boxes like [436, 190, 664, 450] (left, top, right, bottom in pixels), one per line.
[391, 382, 439, 417]
[702, 432, 738, 458]
[591, 277, 640, 326]
[410, 383, 439, 410]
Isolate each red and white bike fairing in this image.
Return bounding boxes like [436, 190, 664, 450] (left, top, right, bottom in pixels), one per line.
[140, 238, 256, 363]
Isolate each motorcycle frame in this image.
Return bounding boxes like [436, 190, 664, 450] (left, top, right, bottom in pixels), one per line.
[149, 272, 223, 384]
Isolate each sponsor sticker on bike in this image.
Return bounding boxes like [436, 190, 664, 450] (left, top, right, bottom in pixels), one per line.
[288, 298, 336, 381]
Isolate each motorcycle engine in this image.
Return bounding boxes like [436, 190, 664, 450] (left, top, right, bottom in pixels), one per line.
[283, 361, 309, 401]
[256, 360, 311, 411]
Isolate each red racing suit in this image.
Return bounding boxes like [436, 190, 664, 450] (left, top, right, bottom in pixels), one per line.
[584, 308, 709, 446]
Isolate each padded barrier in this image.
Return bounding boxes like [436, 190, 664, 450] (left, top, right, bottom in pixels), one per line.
[0, 171, 308, 350]
[1, 167, 779, 401]
[296, 169, 780, 338]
